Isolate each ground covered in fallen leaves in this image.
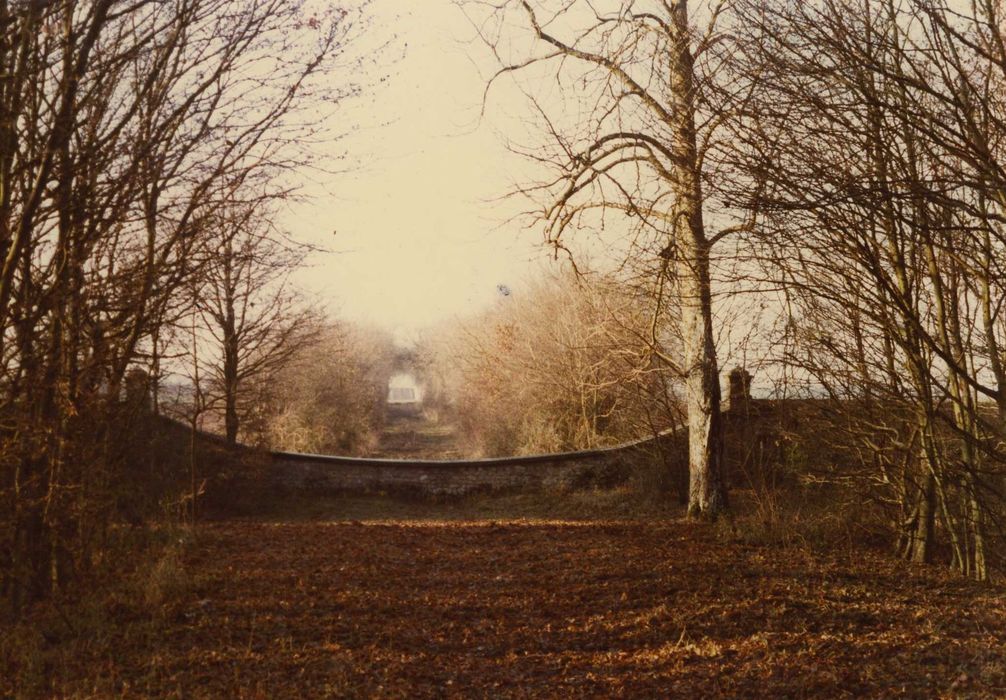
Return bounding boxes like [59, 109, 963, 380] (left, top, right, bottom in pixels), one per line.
[10, 495, 1006, 698]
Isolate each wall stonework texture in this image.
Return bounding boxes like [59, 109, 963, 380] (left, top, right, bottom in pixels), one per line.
[270, 436, 682, 497]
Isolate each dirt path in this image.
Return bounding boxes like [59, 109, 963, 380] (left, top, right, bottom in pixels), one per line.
[95, 508, 1005, 698]
[368, 410, 462, 459]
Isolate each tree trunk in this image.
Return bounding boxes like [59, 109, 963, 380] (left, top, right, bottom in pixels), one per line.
[224, 346, 239, 445]
[669, 0, 726, 517]
[906, 468, 936, 563]
[679, 237, 726, 517]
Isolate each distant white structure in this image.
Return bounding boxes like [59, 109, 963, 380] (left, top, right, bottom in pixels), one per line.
[387, 373, 422, 406]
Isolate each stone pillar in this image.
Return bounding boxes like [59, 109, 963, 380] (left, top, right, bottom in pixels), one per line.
[727, 367, 752, 412]
[125, 368, 152, 413]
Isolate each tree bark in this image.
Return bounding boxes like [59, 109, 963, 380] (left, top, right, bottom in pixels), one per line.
[668, 0, 726, 517]
[905, 467, 936, 563]
[223, 336, 240, 445]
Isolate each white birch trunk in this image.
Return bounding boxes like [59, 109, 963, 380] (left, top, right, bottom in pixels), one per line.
[669, 0, 726, 517]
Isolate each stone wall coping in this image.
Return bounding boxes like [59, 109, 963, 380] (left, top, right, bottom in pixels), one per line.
[271, 427, 678, 468]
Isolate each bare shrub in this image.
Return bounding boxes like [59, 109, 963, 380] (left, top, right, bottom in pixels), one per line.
[141, 547, 190, 610]
[258, 323, 396, 456]
[424, 268, 684, 458]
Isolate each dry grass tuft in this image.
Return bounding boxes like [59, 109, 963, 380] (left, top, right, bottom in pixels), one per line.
[0, 525, 199, 698]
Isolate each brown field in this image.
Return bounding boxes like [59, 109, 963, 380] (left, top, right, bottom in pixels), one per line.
[8, 494, 1005, 699]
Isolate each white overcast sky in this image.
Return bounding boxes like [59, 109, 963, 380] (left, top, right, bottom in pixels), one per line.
[282, 0, 555, 338]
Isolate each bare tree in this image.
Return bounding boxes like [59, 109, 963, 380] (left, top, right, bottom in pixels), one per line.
[465, 0, 741, 515]
[189, 199, 318, 445]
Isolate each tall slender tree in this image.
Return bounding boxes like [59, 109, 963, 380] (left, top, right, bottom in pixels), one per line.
[190, 199, 318, 445]
[468, 0, 733, 515]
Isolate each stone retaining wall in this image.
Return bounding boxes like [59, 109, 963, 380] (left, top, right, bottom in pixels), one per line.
[270, 433, 686, 497]
[262, 370, 787, 498]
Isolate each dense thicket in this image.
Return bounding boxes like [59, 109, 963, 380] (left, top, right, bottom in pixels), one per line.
[722, 0, 1006, 580]
[255, 324, 396, 455]
[422, 270, 683, 458]
[0, 0, 361, 614]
